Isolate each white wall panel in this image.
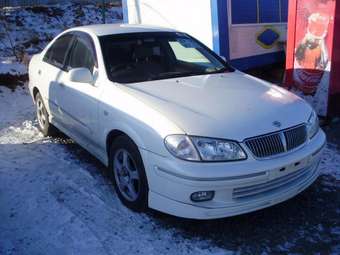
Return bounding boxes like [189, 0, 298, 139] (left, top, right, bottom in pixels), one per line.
[123, 0, 214, 50]
[229, 24, 287, 60]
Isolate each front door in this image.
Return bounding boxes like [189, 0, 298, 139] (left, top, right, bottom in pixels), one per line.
[55, 32, 100, 144]
[40, 33, 75, 124]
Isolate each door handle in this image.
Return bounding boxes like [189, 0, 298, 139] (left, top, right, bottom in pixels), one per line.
[38, 70, 42, 75]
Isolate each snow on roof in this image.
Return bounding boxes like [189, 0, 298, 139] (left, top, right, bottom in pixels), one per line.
[68, 23, 177, 36]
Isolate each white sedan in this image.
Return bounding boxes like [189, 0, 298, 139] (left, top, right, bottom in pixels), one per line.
[28, 24, 326, 219]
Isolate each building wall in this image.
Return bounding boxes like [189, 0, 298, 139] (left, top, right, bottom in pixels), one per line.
[123, 0, 215, 51]
[123, 0, 289, 70]
[229, 24, 287, 60]
[228, 0, 288, 64]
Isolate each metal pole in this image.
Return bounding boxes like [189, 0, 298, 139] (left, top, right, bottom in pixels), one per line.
[135, 0, 141, 23]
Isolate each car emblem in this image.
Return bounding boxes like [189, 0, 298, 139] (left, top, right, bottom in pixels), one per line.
[273, 121, 282, 128]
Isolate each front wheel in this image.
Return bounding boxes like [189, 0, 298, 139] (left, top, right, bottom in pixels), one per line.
[109, 136, 149, 212]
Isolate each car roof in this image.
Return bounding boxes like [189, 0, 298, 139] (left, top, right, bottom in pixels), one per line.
[67, 23, 178, 37]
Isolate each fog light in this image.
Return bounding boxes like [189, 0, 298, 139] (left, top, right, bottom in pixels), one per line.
[190, 191, 214, 202]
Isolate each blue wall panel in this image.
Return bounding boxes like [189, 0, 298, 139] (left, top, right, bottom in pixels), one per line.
[259, 0, 280, 23]
[231, 0, 257, 24]
[281, 0, 288, 22]
[210, 0, 229, 59]
[230, 51, 285, 70]
[213, 0, 287, 70]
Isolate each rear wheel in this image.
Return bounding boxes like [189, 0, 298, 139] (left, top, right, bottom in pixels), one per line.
[35, 92, 55, 137]
[109, 135, 149, 212]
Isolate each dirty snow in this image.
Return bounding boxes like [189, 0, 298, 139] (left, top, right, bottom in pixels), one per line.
[0, 85, 339, 254]
[320, 144, 340, 180]
[0, 58, 27, 75]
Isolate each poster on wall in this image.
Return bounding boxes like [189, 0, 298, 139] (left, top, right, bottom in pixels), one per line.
[287, 0, 335, 117]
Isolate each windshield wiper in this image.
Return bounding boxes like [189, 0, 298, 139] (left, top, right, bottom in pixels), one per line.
[205, 66, 230, 74]
[148, 71, 204, 81]
[147, 67, 233, 82]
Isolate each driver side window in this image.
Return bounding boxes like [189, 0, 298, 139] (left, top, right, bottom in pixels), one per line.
[43, 33, 74, 69]
[67, 33, 97, 73]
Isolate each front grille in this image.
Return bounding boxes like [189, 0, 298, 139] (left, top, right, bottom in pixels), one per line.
[233, 165, 315, 200]
[245, 125, 307, 158]
[284, 125, 307, 151]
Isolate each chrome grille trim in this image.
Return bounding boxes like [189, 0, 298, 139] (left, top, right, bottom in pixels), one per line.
[285, 125, 307, 151]
[244, 124, 307, 158]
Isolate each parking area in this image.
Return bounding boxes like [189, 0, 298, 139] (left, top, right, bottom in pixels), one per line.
[0, 85, 339, 255]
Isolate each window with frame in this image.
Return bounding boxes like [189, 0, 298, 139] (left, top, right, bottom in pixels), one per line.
[231, 0, 288, 25]
[99, 32, 231, 84]
[43, 34, 74, 69]
[67, 34, 97, 73]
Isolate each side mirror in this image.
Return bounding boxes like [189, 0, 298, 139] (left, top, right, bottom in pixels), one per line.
[69, 68, 93, 84]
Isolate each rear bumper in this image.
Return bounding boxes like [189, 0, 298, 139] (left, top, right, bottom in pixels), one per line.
[141, 130, 326, 219]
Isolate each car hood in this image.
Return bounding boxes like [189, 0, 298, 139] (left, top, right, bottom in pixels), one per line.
[119, 71, 312, 141]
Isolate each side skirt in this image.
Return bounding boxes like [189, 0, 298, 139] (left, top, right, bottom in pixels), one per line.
[50, 118, 109, 167]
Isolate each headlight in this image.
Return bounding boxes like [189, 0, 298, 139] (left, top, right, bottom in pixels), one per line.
[164, 135, 247, 162]
[191, 137, 247, 161]
[164, 135, 200, 161]
[307, 110, 319, 139]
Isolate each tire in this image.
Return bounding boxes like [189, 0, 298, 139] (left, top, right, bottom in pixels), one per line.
[109, 135, 149, 212]
[35, 92, 56, 137]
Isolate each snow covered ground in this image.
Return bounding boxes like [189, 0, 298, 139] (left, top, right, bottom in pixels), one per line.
[1, 2, 338, 254]
[0, 85, 339, 254]
[0, 86, 227, 255]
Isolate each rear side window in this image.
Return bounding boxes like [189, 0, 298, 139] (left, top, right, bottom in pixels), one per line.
[67, 33, 97, 73]
[43, 34, 74, 69]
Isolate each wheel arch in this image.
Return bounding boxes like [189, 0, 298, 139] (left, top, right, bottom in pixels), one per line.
[106, 129, 143, 160]
[32, 87, 40, 102]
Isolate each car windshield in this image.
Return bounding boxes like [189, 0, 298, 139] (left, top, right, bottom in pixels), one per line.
[99, 32, 234, 84]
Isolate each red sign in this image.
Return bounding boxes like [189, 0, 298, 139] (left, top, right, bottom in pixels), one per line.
[286, 0, 339, 117]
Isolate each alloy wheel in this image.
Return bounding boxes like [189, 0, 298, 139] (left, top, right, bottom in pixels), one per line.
[113, 149, 141, 202]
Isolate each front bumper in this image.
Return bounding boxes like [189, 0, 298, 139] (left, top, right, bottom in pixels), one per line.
[141, 130, 326, 219]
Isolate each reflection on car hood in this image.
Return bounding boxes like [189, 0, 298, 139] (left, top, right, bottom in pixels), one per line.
[120, 71, 312, 141]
